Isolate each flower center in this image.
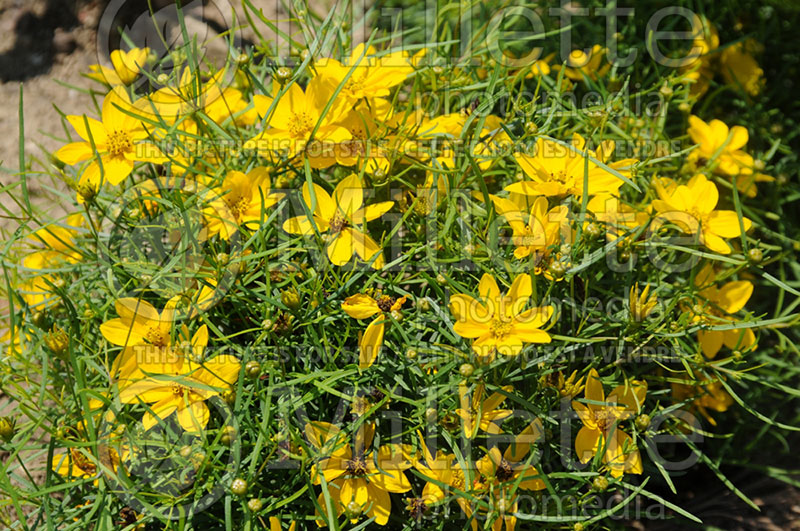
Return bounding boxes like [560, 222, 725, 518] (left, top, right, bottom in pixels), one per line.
[345, 75, 366, 96]
[171, 381, 186, 396]
[329, 212, 349, 233]
[345, 456, 368, 476]
[225, 195, 250, 220]
[288, 111, 315, 137]
[549, 169, 571, 184]
[145, 326, 168, 347]
[451, 468, 465, 490]
[495, 458, 514, 482]
[107, 130, 133, 157]
[407, 497, 427, 519]
[376, 295, 396, 313]
[70, 448, 97, 475]
[489, 318, 512, 340]
[594, 409, 612, 432]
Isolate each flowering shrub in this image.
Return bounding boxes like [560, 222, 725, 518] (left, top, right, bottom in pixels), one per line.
[1, 1, 799, 529]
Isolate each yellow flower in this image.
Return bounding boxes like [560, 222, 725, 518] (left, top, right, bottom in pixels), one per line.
[204, 166, 284, 240]
[314, 43, 413, 104]
[449, 273, 554, 358]
[629, 283, 657, 322]
[87, 47, 150, 86]
[456, 382, 513, 438]
[490, 195, 571, 274]
[413, 431, 472, 514]
[409, 172, 448, 216]
[17, 213, 85, 309]
[542, 370, 586, 399]
[572, 369, 646, 478]
[651, 173, 752, 255]
[149, 68, 256, 128]
[506, 135, 633, 198]
[687, 115, 753, 176]
[118, 325, 240, 432]
[247, 77, 350, 168]
[692, 263, 756, 358]
[587, 193, 648, 242]
[341, 292, 407, 368]
[100, 297, 179, 350]
[476, 420, 547, 491]
[557, 45, 610, 81]
[686, 115, 773, 198]
[720, 39, 765, 97]
[671, 373, 733, 426]
[306, 421, 411, 526]
[282, 174, 394, 269]
[54, 86, 166, 193]
[52, 444, 121, 485]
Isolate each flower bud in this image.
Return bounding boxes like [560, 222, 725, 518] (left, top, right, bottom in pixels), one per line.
[247, 498, 263, 512]
[281, 288, 301, 311]
[275, 67, 292, 82]
[220, 425, 236, 446]
[245, 361, 262, 380]
[592, 476, 609, 492]
[45, 325, 69, 359]
[459, 363, 475, 378]
[425, 407, 437, 424]
[635, 414, 651, 431]
[222, 389, 236, 405]
[230, 478, 248, 496]
[0, 417, 15, 442]
[747, 248, 763, 264]
[345, 501, 362, 518]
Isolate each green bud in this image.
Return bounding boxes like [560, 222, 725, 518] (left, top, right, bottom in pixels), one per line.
[231, 478, 248, 496]
[635, 414, 651, 431]
[747, 248, 763, 264]
[281, 288, 301, 311]
[275, 66, 292, 82]
[0, 417, 15, 442]
[245, 360, 262, 380]
[591, 475, 610, 492]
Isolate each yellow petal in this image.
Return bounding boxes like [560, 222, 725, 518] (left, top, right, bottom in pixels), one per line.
[333, 174, 364, 217]
[698, 329, 724, 358]
[715, 280, 753, 314]
[575, 425, 601, 464]
[327, 230, 354, 266]
[342, 294, 380, 319]
[359, 317, 385, 369]
[584, 369, 605, 403]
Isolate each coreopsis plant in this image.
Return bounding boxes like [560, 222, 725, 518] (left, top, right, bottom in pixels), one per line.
[2, 1, 799, 529]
